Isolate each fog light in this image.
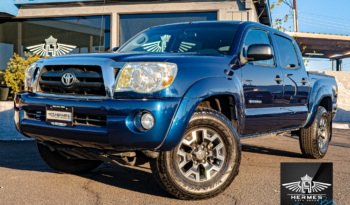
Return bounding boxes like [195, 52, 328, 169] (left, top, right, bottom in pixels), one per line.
[141, 113, 155, 130]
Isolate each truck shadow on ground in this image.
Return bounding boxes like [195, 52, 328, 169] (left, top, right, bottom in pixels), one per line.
[0, 141, 173, 199]
[1, 133, 347, 198]
[241, 144, 305, 158]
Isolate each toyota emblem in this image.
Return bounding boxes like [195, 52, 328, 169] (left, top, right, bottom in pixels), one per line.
[61, 72, 75, 86]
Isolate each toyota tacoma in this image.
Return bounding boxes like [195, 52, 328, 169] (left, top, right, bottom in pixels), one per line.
[14, 21, 338, 200]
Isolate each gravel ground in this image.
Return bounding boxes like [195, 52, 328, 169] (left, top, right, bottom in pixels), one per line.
[0, 128, 349, 205]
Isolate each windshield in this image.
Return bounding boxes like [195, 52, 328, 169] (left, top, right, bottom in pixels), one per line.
[119, 23, 240, 55]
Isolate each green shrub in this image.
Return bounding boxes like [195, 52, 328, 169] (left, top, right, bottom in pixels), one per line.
[0, 52, 47, 94]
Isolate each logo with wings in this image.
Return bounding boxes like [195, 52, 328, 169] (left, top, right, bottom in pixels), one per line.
[141, 35, 171, 52]
[282, 174, 332, 193]
[27, 36, 76, 57]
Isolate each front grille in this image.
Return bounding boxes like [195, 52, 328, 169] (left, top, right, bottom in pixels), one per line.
[25, 109, 107, 128]
[38, 65, 106, 96]
[73, 114, 107, 127]
[26, 110, 46, 121]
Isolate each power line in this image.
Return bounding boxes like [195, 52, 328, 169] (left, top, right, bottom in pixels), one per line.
[298, 11, 350, 22]
[306, 68, 332, 71]
[298, 19, 350, 32]
[272, 14, 291, 15]
[299, 15, 350, 27]
[298, 22, 350, 34]
[305, 59, 332, 62]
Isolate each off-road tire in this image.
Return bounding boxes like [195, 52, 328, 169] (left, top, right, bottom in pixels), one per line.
[300, 106, 331, 159]
[150, 108, 241, 200]
[36, 140, 102, 174]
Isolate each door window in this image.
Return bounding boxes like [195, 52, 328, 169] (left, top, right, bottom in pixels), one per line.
[274, 34, 300, 68]
[243, 29, 275, 66]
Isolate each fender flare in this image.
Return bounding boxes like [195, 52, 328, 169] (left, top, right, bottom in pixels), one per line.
[156, 76, 243, 151]
[303, 85, 333, 128]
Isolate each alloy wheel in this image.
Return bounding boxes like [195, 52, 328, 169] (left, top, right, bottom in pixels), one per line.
[176, 128, 226, 182]
[318, 116, 329, 154]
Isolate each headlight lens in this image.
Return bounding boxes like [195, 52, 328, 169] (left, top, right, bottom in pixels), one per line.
[115, 62, 177, 93]
[24, 63, 37, 92]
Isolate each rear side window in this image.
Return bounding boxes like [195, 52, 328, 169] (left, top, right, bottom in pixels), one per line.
[243, 29, 275, 66]
[274, 34, 300, 68]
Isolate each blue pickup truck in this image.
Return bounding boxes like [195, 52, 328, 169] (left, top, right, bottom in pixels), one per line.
[14, 21, 337, 200]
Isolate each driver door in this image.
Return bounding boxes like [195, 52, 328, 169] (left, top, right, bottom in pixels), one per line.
[241, 28, 284, 135]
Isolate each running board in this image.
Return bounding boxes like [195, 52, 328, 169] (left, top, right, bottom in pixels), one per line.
[240, 127, 301, 139]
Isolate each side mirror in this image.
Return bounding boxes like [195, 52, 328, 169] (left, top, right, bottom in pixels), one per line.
[246, 44, 273, 61]
[112, 47, 119, 52]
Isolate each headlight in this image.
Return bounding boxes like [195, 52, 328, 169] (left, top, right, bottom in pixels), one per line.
[24, 63, 37, 92]
[115, 62, 177, 93]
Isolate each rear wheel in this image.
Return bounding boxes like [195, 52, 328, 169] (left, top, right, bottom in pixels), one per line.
[151, 108, 241, 200]
[300, 106, 331, 159]
[36, 140, 103, 174]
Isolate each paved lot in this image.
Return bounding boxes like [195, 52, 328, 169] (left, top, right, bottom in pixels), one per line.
[0, 129, 349, 205]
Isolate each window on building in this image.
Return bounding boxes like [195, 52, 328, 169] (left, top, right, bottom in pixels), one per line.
[0, 15, 110, 71]
[274, 34, 300, 68]
[119, 12, 217, 46]
[243, 29, 275, 66]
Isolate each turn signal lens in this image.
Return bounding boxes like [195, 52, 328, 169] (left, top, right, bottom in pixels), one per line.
[117, 68, 133, 88]
[162, 76, 174, 87]
[24, 63, 37, 92]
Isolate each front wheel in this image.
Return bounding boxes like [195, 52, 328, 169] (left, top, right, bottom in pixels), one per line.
[300, 106, 331, 159]
[151, 108, 241, 200]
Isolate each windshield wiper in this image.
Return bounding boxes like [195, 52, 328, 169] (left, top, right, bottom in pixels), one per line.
[171, 50, 199, 53]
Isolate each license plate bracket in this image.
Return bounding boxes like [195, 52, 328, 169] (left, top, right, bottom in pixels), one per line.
[46, 105, 73, 127]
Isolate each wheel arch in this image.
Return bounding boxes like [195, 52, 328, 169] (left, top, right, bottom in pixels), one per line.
[156, 77, 243, 151]
[303, 85, 333, 129]
[196, 94, 239, 131]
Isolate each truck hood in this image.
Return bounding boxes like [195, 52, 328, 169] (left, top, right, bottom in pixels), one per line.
[51, 52, 225, 63]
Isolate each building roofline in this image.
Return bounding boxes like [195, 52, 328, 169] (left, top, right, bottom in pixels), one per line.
[285, 31, 350, 41]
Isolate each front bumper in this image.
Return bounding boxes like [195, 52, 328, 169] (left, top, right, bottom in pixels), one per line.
[15, 93, 180, 150]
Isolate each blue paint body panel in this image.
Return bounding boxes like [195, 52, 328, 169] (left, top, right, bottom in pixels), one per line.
[18, 94, 180, 149]
[15, 21, 338, 151]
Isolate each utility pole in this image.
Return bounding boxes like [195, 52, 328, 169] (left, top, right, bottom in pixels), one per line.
[293, 0, 298, 32]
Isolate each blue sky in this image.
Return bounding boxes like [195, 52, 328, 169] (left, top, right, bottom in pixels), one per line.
[270, 0, 350, 71]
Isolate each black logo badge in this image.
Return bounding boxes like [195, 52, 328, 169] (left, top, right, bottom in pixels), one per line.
[281, 163, 333, 205]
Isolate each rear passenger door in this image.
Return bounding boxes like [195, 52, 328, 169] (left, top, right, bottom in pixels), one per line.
[240, 27, 284, 135]
[273, 34, 309, 129]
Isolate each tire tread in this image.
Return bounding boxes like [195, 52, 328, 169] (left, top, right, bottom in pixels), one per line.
[151, 108, 241, 200]
[300, 106, 329, 159]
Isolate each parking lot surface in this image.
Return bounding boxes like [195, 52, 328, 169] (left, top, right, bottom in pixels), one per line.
[0, 128, 349, 205]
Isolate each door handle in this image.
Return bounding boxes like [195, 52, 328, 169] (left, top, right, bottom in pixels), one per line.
[301, 78, 309, 85]
[274, 75, 283, 83]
